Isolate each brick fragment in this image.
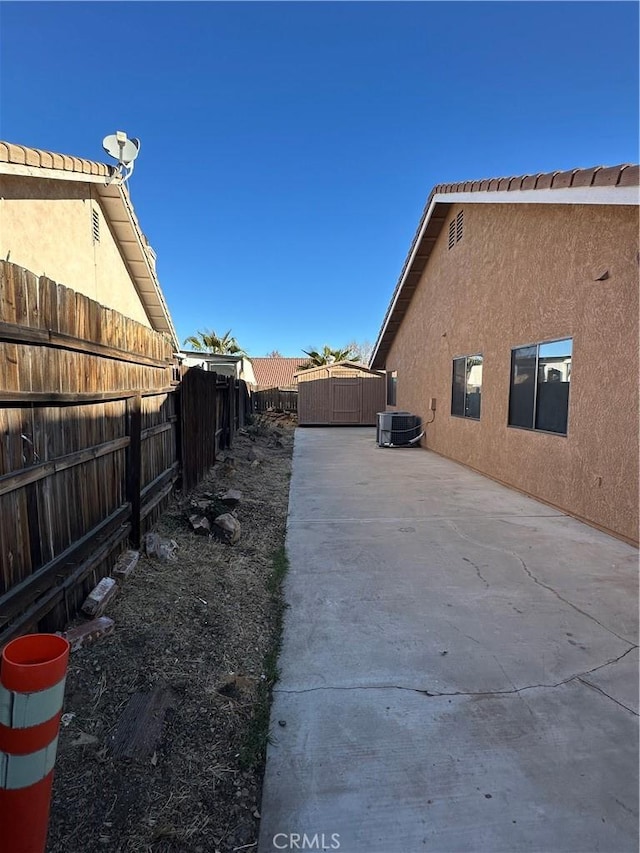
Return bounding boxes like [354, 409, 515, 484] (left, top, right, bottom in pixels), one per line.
[112, 550, 139, 582]
[189, 514, 211, 535]
[64, 617, 115, 652]
[82, 577, 118, 617]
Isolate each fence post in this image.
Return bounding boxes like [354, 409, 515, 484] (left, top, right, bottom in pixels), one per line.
[175, 367, 185, 488]
[126, 394, 142, 548]
[227, 377, 235, 448]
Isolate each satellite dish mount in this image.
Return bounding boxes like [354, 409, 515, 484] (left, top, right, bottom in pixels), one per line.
[102, 131, 141, 184]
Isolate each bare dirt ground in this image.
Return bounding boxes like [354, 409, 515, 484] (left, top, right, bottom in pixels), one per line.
[47, 413, 295, 853]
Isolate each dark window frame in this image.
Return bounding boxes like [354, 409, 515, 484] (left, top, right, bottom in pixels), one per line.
[386, 370, 397, 406]
[508, 338, 572, 436]
[451, 353, 483, 420]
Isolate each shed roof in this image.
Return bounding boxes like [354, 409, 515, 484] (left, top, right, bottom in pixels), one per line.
[370, 163, 639, 369]
[294, 361, 383, 378]
[0, 140, 178, 347]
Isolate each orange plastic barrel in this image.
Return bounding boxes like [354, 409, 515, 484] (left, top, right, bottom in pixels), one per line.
[0, 634, 70, 853]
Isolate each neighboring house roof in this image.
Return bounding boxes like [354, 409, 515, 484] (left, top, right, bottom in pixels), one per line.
[370, 163, 639, 370]
[0, 141, 178, 347]
[294, 361, 382, 378]
[251, 357, 306, 388]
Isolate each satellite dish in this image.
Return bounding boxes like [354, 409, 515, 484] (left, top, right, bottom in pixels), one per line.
[102, 131, 140, 166]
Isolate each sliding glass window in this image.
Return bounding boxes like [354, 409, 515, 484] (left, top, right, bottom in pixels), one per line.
[508, 339, 572, 435]
[451, 355, 483, 419]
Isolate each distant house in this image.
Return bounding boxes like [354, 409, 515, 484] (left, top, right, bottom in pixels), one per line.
[251, 357, 305, 390]
[371, 163, 639, 544]
[178, 351, 256, 385]
[0, 140, 178, 346]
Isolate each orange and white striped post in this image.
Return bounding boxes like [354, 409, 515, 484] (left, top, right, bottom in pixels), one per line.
[0, 633, 70, 853]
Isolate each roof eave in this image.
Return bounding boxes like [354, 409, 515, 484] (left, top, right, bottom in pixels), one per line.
[0, 160, 111, 184]
[98, 183, 179, 348]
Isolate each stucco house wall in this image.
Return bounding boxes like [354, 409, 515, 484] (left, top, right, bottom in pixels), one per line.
[0, 174, 150, 326]
[384, 201, 639, 543]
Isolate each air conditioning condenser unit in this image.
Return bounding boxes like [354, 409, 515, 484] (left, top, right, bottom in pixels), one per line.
[376, 412, 423, 447]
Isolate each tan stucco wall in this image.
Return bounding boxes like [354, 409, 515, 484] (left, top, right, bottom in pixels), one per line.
[0, 175, 150, 326]
[386, 202, 639, 543]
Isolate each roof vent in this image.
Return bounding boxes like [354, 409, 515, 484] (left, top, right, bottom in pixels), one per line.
[448, 210, 464, 250]
[92, 209, 100, 243]
[448, 219, 455, 250]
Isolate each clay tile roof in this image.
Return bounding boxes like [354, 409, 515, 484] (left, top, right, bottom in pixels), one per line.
[0, 140, 113, 178]
[593, 165, 626, 186]
[430, 164, 637, 198]
[570, 166, 601, 187]
[619, 164, 640, 186]
[535, 171, 557, 190]
[251, 357, 306, 389]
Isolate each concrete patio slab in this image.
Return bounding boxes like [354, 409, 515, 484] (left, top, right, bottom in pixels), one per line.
[259, 428, 638, 853]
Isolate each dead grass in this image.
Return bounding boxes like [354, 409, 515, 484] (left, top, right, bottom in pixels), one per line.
[47, 413, 295, 853]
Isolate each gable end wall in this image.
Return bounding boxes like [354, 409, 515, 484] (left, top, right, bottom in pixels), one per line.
[0, 174, 150, 326]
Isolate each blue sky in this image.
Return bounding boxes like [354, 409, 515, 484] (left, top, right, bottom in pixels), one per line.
[1, 2, 638, 357]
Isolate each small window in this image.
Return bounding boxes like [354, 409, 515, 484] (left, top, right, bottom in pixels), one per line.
[92, 209, 100, 243]
[451, 354, 482, 419]
[386, 370, 397, 406]
[508, 338, 572, 435]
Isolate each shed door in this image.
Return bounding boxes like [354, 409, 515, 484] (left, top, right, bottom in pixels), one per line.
[331, 378, 361, 423]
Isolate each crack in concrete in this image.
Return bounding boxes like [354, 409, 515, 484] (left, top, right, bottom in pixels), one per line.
[462, 556, 489, 588]
[576, 677, 638, 716]
[445, 521, 634, 645]
[275, 646, 639, 716]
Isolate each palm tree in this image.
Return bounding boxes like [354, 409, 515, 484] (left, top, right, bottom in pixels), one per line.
[297, 345, 354, 370]
[183, 329, 245, 355]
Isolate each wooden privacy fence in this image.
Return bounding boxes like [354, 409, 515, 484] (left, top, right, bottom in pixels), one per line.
[0, 262, 247, 643]
[252, 388, 298, 413]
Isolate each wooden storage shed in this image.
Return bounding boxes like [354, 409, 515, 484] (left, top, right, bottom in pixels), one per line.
[296, 362, 386, 426]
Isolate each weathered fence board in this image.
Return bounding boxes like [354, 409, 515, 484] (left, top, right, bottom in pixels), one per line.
[181, 367, 227, 492]
[252, 388, 298, 413]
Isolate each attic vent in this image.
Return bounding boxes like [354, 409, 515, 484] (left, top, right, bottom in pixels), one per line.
[92, 209, 100, 243]
[448, 210, 464, 250]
